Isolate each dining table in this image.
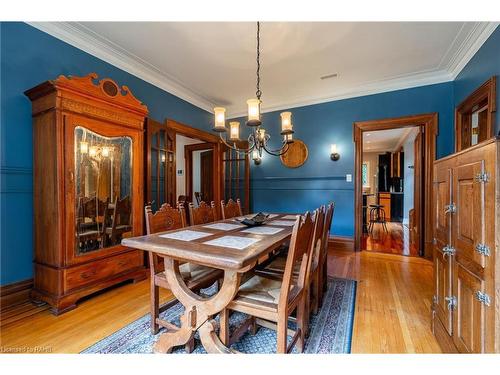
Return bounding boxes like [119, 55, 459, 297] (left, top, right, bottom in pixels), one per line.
[121, 213, 298, 354]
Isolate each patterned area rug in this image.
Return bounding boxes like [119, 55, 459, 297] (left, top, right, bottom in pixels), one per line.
[82, 277, 356, 354]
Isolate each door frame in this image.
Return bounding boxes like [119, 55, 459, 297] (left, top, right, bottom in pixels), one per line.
[165, 119, 223, 214]
[184, 142, 216, 203]
[353, 113, 438, 258]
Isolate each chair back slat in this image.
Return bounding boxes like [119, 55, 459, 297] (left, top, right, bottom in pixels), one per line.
[310, 206, 326, 272]
[278, 211, 316, 308]
[221, 198, 243, 220]
[189, 201, 217, 225]
[321, 202, 335, 261]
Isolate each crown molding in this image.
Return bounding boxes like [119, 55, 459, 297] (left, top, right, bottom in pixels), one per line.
[27, 22, 497, 120]
[228, 69, 453, 118]
[446, 22, 499, 79]
[27, 22, 216, 113]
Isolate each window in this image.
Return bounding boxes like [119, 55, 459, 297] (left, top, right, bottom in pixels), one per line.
[362, 162, 369, 187]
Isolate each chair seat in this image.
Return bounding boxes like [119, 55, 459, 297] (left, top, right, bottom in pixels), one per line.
[237, 275, 283, 305]
[254, 255, 301, 280]
[154, 263, 222, 289]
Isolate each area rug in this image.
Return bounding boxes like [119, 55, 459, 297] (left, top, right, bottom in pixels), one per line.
[82, 277, 356, 354]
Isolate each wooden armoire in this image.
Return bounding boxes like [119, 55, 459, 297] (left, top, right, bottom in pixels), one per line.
[432, 137, 499, 353]
[25, 73, 148, 315]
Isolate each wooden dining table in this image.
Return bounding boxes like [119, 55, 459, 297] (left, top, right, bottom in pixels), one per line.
[121, 213, 298, 354]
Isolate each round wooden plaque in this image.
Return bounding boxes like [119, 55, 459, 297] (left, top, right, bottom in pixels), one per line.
[280, 139, 308, 168]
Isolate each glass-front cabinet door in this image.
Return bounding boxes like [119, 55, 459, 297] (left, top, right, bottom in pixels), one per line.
[74, 126, 133, 255]
[146, 118, 176, 211]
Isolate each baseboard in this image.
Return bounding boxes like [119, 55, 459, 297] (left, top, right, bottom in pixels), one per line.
[0, 278, 33, 311]
[328, 235, 355, 252]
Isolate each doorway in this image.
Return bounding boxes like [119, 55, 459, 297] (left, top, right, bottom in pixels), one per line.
[353, 113, 438, 258]
[360, 127, 420, 256]
[184, 142, 215, 204]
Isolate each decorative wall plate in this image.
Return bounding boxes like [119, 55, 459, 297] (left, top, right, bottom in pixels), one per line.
[280, 139, 308, 168]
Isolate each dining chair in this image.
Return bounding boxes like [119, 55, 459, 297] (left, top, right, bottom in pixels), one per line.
[188, 201, 218, 225]
[220, 198, 243, 220]
[144, 203, 223, 349]
[219, 211, 317, 353]
[103, 195, 132, 247]
[76, 195, 108, 252]
[319, 202, 335, 306]
[253, 207, 325, 334]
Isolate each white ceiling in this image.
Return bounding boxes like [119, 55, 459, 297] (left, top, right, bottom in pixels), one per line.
[30, 22, 498, 117]
[363, 127, 419, 153]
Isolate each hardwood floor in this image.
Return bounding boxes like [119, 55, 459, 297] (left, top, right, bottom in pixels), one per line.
[362, 221, 419, 257]
[1, 247, 440, 353]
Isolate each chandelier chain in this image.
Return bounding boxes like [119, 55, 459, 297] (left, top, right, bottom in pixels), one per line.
[256, 21, 262, 100]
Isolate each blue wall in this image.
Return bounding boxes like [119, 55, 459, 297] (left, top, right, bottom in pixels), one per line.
[1, 23, 498, 285]
[0, 22, 212, 285]
[454, 26, 500, 134]
[236, 82, 455, 237]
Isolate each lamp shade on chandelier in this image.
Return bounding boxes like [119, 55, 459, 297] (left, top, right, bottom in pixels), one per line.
[212, 22, 295, 163]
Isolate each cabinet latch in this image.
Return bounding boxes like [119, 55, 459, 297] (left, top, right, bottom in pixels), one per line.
[475, 291, 491, 306]
[475, 172, 490, 183]
[444, 203, 456, 214]
[475, 243, 490, 257]
[445, 296, 457, 310]
[442, 244, 456, 257]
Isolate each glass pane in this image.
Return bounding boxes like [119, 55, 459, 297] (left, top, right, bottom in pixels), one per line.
[159, 130, 165, 149]
[74, 126, 133, 254]
[159, 150, 166, 206]
[151, 148, 158, 211]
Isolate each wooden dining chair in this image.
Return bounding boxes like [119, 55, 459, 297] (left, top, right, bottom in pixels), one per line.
[188, 201, 218, 225]
[220, 198, 243, 220]
[318, 202, 335, 307]
[145, 203, 223, 348]
[219, 211, 317, 353]
[103, 195, 132, 247]
[253, 207, 325, 335]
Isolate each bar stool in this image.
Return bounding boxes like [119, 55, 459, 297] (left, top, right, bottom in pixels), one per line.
[368, 204, 388, 233]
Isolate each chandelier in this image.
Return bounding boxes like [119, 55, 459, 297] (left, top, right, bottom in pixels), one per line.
[212, 22, 294, 164]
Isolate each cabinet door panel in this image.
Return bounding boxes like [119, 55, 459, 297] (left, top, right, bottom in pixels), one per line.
[453, 263, 485, 353]
[434, 247, 453, 334]
[454, 161, 485, 268]
[433, 164, 453, 334]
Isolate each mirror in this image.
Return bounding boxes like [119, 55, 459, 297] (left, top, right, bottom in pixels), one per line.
[74, 126, 133, 254]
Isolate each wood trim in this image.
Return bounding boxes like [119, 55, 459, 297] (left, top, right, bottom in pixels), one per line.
[0, 279, 33, 311]
[455, 76, 496, 152]
[184, 142, 216, 202]
[353, 113, 438, 258]
[328, 236, 355, 252]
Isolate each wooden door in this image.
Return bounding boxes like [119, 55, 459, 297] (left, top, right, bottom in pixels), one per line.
[222, 141, 250, 214]
[413, 130, 423, 252]
[433, 162, 453, 334]
[200, 150, 214, 202]
[146, 118, 176, 211]
[453, 160, 486, 269]
[453, 263, 486, 353]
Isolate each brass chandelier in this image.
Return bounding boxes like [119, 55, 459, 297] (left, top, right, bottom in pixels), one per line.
[212, 22, 295, 164]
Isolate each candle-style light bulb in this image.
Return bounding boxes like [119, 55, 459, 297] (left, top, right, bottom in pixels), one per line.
[229, 122, 240, 141]
[213, 107, 226, 131]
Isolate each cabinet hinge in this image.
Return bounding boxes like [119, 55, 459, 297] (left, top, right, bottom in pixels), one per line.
[442, 244, 456, 257]
[475, 291, 491, 306]
[475, 172, 490, 183]
[432, 237, 437, 245]
[432, 295, 438, 305]
[444, 203, 456, 214]
[475, 243, 491, 257]
[445, 296, 457, 310]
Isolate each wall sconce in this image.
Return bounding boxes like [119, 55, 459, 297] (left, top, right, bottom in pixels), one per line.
[330, 144, 340, 161]
[252, 149, 262, 165]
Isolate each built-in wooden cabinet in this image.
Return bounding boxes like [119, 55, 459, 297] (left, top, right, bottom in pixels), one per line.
[378, 192, 391, 221]
[432, 138, 499, 353]
[25, 73, 148, 315]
